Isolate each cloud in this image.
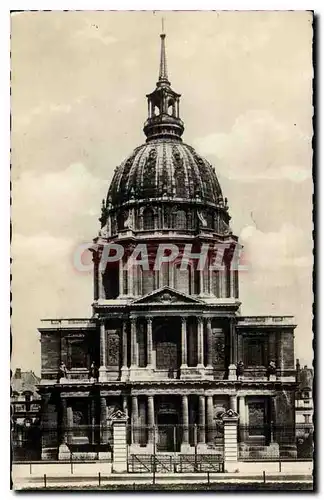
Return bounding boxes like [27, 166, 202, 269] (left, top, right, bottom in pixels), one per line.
[11, 232, 93, 373]
[12, 163, 106, 238]
[194, 110, 312, 182]
[240, 223, 312, 271]
[72, 24, 118, 46]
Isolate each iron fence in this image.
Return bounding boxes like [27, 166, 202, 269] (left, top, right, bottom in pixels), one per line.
[126, 423, 224, 453]
[238, 424, 313, 460]
[12, 424, 112, 462]
[12, 421, 313, 463]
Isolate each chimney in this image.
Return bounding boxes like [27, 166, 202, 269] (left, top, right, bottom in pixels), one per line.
[296, 359, 300, 384]
[15, 368, 21, 379]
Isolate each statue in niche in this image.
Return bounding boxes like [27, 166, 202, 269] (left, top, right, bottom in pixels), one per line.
[88, 361, 98, 381]
[267, 360, 276, 376]
[236, 360, 245, 378]
[57, 362, 67, 382]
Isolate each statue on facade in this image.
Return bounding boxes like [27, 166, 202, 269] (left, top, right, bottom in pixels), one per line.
[57, 362, 67, 382]
[236, 360, 244, 378]
[89, 361, 98, 381]
[267, 360, 277, 377]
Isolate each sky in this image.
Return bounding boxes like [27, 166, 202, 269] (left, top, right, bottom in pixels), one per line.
[10, 11, 313, 374]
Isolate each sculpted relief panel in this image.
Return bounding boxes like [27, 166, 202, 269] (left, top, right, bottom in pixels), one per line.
[106, 330, 120, 367]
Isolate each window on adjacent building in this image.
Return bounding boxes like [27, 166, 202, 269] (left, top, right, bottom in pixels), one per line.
[304, 414, 310, 424]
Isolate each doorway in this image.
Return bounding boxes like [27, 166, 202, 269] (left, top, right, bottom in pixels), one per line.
[157, 413, 179, 452]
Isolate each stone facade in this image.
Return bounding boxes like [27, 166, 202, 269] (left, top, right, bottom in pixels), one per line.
[37, 31, 297, 461]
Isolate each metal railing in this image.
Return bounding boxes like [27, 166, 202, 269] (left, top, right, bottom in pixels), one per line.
[12, 424, 112, 462]
[127, 423, 224, 452]
[238, 424, 313, 460]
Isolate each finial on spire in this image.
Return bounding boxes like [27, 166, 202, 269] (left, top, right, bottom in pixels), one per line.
[158, 18, 169, 84]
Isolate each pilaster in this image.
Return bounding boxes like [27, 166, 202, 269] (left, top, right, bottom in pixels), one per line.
[99, 319, 108, 381]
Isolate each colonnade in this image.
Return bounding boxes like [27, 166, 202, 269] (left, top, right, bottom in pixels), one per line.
[99, 315, 230, 374]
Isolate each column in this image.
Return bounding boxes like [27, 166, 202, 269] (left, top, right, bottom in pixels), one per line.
[90, 398, 96, 444]
[198, 395, 206, 444]
[230, 395, 237, 412]
[66, 405, 73, 446]
[147, 396, 155, 444]
[100, 397, 109, 444]
[182, 395, 189, 446]
[119, 257, 124, 296]
[147, 318, 153, 367]
[128, 258, 134, 296]
[229, 319, 237, 366]
[122, 320, 128, 370]
[98, 271, 105, 300]
[131, 396, 138, 444]
[99, 320, 106, 368]
[206, 318, 213, 368]
[61, 397, 68, 444]
[199, 269, 204, 295]
[122, 396, 128, 417]
[207, 395, 214, 444]
[130, 319, 138, 368]
[169, 263, 174, 288]
[238, 395, 247, 442]
[58, 397, 71, 459]
[99, 320, 107, 380]
[180, 317, 188, 368]
[197, 317, 204, 368]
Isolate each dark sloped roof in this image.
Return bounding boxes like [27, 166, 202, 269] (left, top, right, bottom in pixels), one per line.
[107, 140, 223, 207]
[11, 370, 41, 399]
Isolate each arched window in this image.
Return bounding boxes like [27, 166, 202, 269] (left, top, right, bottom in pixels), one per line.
[117, 212, 125, 230]
[206, 210, 214, 229]
[174, 210, 186, 230]
[168, 100, 175, 116]
[143, 208, 154, 230]
[154, 105, 160, 116]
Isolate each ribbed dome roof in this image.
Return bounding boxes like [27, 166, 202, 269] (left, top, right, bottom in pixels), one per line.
[107, 140, 223, 207]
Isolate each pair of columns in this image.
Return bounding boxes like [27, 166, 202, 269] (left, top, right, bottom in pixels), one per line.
[60, 397, 96, 445]
[131, 395, 155, 444]
[100, 315, 228, 371]
[181, 317, 213, 369]
[129, 318, 153, 368]
[130, 394, 215, 446]
[182, 394, 214, 445]
[127, 316, 214, 370]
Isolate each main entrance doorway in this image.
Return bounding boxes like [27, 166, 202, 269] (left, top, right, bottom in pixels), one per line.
[157, 413, 180, 452]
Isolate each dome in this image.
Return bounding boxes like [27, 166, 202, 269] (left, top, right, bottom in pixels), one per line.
[107, 139, 223, 208]
[98, 32, 231, 235]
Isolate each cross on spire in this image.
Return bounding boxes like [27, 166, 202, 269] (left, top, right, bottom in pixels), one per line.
[158, 18, 169, 84]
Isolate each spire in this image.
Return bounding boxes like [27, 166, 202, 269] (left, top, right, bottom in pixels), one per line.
[143, 25, 184, 142]
[158, 18, 170, 86]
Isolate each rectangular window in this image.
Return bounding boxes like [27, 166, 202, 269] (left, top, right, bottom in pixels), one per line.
[68, 339, 88, 369]
[304, 414, 310, 424]
[245, 337, 267, 366]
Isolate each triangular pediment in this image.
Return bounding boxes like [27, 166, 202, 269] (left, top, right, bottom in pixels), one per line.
[131, 286, 203, 305]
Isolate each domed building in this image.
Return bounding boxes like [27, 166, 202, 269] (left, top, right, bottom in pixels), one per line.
[36, 31, 297, 464]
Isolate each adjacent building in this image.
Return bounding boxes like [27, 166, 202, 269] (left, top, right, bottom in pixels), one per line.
[37, 31, 297, 461]
[11, 368, 41, 460]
